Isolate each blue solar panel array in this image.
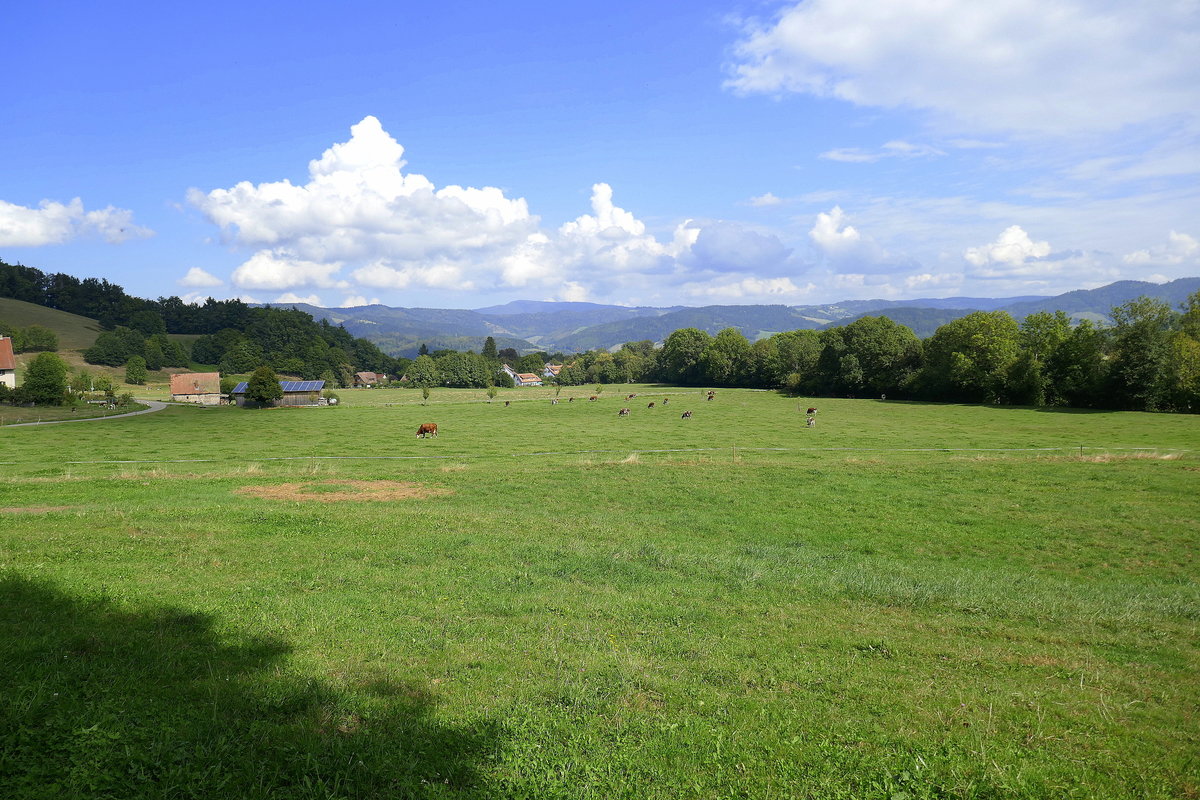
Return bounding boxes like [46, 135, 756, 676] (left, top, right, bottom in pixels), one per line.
[230, 380, 325, 393]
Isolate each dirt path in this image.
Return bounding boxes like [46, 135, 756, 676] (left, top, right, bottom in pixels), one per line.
[2, 400, 169, 428]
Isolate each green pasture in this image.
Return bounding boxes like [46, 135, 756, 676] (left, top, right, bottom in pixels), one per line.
[1, 388, 1197, 798]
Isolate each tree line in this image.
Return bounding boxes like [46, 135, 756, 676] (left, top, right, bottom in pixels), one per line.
[292, 294, 1200, 414]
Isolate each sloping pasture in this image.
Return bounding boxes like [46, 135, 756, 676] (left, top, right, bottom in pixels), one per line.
[1, 389, 1197, 798]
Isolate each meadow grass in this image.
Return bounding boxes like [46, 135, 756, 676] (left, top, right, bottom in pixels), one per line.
[1, 388, 1197, 798]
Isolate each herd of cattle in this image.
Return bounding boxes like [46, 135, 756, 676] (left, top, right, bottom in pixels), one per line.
[416, 390, 723, 437]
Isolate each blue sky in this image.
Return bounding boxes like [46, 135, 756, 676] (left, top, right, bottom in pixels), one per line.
[3, 0, 1198, 309]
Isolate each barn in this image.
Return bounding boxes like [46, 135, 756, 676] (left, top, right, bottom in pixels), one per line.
[169, 372, 222, 405]
[230, 379, 326, 407]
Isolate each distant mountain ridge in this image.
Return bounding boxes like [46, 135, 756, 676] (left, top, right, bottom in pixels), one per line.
[263, 278, 1199, 357]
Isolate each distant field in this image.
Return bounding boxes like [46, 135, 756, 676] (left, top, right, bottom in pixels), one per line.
[1, 389, 1197, 798]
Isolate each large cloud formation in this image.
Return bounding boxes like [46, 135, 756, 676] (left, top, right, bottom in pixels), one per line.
[726, 0, 1200, 136]
[189, 116, 808, 304]
[0, 197, 151, 247]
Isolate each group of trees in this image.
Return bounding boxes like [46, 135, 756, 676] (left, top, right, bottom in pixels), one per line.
[0, 322, 58, 353]
[189, 311, 404, 385]
[647, 294, 1200, 412]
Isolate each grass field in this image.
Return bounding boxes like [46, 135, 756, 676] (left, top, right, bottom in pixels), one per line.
[1, 387, 1197, 798]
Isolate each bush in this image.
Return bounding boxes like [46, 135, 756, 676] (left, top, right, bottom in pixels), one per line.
[245, 365, 283, 408]
[125, 356, 148, 385]
[22, 352, 69, 405]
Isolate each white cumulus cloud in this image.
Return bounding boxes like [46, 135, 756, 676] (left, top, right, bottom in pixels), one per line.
[191, 118, 748, 303]
[0, 197, 151, 246]
[338, 295, 381, 308]
[726, 0, 1200, 136]
[178, 267, 224, 288]
[274, 292, 322, 305]
[964, 225, 1051, 269]
[1123, 231, 1199, 266]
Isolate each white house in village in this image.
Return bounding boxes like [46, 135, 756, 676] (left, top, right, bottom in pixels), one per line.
[0, 336, 16, 389]
[501, 363, 543, 386]
[543, 364, 563, 379]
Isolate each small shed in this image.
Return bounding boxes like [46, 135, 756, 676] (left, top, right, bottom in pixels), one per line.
[169, 372, 222, 404]
[231, 379, 326, 407]
[0, 336, 14, 389]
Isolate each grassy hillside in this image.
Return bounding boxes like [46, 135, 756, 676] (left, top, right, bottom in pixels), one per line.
[1, 389, 1196, 798]
[0, 296, 106, 351]
[0, 297, 197, 385]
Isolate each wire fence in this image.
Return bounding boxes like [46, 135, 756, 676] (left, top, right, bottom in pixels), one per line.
[0, 444, 1191, 469]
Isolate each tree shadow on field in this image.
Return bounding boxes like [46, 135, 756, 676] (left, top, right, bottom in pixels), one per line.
[0, 575, 506, 799]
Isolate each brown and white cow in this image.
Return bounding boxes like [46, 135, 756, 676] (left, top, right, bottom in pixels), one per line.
[551, 399, 559, 405]
[806, 407, 817, 415]
[589, 396, 598, 401]
[662, 397, 669, 405]
[416, 423, 438, 438]
[618, 407, 631, 416]
[647, 402, 655, 408]
[681, 410, 693, 419]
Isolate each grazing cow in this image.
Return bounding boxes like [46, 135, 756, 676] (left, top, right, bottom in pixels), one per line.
[662, 397, 669, 405]
[551, 399, 559, 405]
[505, 400, 511, 407]
[706, 394, 714, 401]
[707, 390, 716, 397]
[589, 395, 598, 401]
[416, 423, 438, 438]
[625, 394, 636, 401]
[681, 410, 693, 418]
[568, 397, 574, 403]
[806, 416, 815, 427]
[618, 407, 631, 416]
[647, 402, 655, 408]
[806, 407, 817, 415]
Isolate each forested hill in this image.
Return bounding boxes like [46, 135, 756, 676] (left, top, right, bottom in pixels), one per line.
[0, 260, 403, 381]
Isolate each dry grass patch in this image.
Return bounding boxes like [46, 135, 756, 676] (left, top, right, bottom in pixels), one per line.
[235, 480, 451, 503]
[0, 506, 77, 514]
[1074, 452, 1183, 463]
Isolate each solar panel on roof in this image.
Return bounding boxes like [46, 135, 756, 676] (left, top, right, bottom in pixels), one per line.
[280, 380, 324, 392]
[231, 380, 325, 394]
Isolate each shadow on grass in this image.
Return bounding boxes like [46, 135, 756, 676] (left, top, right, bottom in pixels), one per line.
[0, 575, 505, 799]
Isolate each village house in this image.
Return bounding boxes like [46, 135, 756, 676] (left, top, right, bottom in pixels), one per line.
[230, 379, 326, 407]
[169, 372, 223, 405]
[501, 363, 543, 386]
[353, 371, 386, 387]
[0, 336, 15, 389]
[543, 364, 563, 379]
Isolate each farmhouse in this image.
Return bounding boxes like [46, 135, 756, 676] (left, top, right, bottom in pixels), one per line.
[543, 364, 563, 378]
[0, 336, 14, 389]
[501, 363, 543, 386]
[353, 371, 386, 387]
[231, 379, 326, 407]
[169, 372, 222, 405]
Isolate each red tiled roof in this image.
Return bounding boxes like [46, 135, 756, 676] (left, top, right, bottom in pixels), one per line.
[516, 373, 540, 381]
[0, 337, 14, 371]
[169, 372, 221, 395]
